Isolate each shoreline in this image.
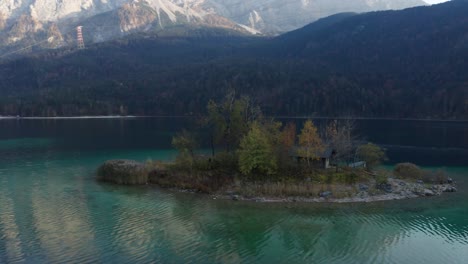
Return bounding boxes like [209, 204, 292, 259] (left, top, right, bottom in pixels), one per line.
[97, 160, 459, 204]
[0, 115, 467, 122]
[168, 178, 458, 204]
[0, 115, 140, 120]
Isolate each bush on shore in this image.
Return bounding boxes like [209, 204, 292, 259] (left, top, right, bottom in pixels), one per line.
[393, 162, 449, 183]
[97, 160, 148, 185]
[394, 163, 424, 180]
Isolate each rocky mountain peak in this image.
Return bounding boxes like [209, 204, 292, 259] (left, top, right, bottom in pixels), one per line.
[0, 0, 427, 57]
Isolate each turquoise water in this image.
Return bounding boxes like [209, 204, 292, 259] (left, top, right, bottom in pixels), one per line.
[0, 118, 467, 263]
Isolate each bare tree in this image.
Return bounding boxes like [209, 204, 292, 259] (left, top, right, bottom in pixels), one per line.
[325, 119, 358, 169]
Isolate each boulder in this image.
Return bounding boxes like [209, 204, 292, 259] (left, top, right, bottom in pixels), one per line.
[377, 183, 393, 193]
[423, 189, 435, 196]
[443, 186, 457, 193]
[97, 160, 148, 185]
[359, 184, 369, 191]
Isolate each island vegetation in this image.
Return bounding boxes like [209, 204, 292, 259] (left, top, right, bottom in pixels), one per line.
[97, 92, 457, 202]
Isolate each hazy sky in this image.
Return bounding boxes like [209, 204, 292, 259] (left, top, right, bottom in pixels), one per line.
[425, 0, 450, 4]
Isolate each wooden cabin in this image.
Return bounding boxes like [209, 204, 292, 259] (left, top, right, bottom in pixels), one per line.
[290, 147, 336, 169]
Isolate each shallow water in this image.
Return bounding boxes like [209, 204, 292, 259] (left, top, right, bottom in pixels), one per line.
[0, 118, 467, 263]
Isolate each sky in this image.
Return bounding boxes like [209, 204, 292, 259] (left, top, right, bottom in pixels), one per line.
[425, 0, 450, 4]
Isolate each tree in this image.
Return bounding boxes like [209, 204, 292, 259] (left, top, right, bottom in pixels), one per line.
[172, 130, 198, 170]
[206, 91, 261, 155]
[356, 143, 386, 170]
[172, 130, 197, 157]
[238, 122, 277, 176]
[298, 120, 324, 167]
[325, 119, 357, 167]
[281, 122, 296, 149]
[278, 122, 296, 166]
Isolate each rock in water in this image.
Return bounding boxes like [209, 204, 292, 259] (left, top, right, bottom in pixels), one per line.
[97, 160, 148, 185]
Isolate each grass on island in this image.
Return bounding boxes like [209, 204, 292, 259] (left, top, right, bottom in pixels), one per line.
[97, 160, 149, 185]
[145, 153, 379, 198]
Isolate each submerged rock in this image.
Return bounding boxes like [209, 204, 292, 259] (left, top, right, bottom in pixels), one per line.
[97, 160, 148, 185]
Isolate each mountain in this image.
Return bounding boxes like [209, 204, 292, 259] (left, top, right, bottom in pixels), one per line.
[179, 0, 426, 34]
[0, 0, 466, 119]
[0, 0, 426, 57]
[0, 0, 254, 57]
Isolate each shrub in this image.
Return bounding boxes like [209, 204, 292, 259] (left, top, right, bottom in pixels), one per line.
[97, 160, 148, 185]
[394, 163, 424, 180]
[357, 143, 386, 170]
[212, 152, 239, 172]
[422, 169, 449, 184]
[375, 174, 388, 185]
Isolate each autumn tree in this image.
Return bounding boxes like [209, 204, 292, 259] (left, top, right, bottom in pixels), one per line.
[278, 122, 297, 166]
[238, 122, 277, 176]
[298, 120, 324, 168]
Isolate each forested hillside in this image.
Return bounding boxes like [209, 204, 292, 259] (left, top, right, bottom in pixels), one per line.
[0, 1, 467, 119]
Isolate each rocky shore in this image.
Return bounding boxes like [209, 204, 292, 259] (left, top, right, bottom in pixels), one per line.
[97, 159, 458, 204]
[210, 177, 457, 203]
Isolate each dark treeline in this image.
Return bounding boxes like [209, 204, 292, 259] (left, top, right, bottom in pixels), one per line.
[0, 0, 467, 119]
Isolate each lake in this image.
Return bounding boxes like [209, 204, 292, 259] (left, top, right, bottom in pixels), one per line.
[0, 118, 467, 263]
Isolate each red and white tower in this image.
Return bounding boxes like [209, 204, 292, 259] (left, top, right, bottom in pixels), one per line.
[76, 26, 85, 49]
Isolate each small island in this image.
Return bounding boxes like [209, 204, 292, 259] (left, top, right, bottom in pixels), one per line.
[97, 93, 457, 203]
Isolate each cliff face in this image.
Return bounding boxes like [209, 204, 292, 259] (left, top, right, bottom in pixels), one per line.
[0, 12, 5, 30]
[43, 23, 65, 49]
[0, 0, 127, 22]
[118, 2, 159, 32]
[6, 14, 43, 44]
